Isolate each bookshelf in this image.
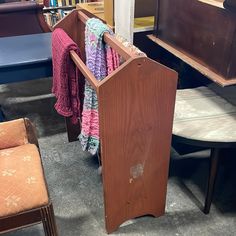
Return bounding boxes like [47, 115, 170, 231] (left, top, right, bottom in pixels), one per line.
[43, 0, 99, 26]
[76, 1, 155, 41]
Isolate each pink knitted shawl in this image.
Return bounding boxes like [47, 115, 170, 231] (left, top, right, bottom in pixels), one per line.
[52, 28, 81, 124]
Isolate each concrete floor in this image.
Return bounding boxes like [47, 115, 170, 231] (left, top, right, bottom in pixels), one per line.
[1, 78, 236, 236]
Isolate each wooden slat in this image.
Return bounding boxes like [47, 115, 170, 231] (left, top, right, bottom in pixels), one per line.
[148, 35, 236, 87]
[70, 50, 99, 91]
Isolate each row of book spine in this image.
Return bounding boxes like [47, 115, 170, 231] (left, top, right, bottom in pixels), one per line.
[44, 9, 71, 26]
[44, 0, 89, 7]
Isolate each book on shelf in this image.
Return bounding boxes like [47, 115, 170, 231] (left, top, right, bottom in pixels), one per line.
[44, 11, 62, 26]
[44, 0, 91, 8]
[43, 0, 98, 26]
[57, 0, 62, 7]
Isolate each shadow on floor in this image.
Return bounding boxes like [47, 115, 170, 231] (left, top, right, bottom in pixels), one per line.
[169, 147, 236, 214]
[1, 78, 236, 236]
[0, 78, 66, 137]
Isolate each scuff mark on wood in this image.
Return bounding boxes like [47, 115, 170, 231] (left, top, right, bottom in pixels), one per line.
[130, 163, 144, 179]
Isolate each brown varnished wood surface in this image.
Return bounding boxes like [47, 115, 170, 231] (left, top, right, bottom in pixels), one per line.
[55, 10, 178, 232]
[0, 209, 41, 233]
[155, 0, 236, 81]
[98, 57, 177, 233]
[148, 35, 236, 87]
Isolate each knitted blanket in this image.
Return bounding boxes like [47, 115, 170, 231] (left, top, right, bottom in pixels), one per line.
[79, 18, 119, 155]
[52, 28, 81, 124]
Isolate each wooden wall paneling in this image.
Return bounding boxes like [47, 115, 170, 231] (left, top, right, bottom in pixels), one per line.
[98, 57, 177, 233]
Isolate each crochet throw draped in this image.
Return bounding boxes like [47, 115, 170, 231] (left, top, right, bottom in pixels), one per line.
[79, 18, 119, 155]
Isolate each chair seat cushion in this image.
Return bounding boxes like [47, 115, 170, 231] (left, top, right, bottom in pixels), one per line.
[0, 144, 49, 217]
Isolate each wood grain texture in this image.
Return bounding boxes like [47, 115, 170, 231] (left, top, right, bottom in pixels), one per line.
[98, 57, 177, 233]
[155, 0, 236, 80]
[70, 50, 98, 91]
[55, 10, 178, 232]
[148, 35, 236, 87]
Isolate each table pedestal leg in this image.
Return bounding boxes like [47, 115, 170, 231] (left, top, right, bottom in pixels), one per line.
[204, 148, 220, 214]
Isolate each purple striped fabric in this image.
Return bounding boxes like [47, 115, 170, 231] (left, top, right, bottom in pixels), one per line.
[79, 18, 120, 155]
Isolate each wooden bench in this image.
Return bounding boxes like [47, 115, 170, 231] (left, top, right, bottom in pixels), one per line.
[173, 85, 236, 213]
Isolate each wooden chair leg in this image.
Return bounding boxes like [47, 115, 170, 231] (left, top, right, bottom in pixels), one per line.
[41, 203, 58, 236]
[203, 148, 220, 214]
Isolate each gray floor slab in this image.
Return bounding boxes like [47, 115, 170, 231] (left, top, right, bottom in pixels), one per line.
[1, 78, 236, 236]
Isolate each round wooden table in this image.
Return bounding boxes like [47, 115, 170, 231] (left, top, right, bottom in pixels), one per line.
[173, 85, 236, 213]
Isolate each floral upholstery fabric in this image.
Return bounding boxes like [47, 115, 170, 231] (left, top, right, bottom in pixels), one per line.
[0, 144, 49, 217]
[0, 119, 28, 150]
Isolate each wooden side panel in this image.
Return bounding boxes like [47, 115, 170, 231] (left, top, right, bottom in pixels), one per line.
[98, 57, 177, 233]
